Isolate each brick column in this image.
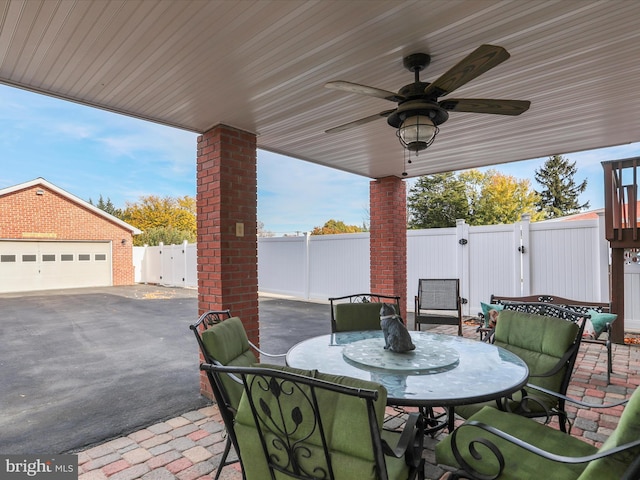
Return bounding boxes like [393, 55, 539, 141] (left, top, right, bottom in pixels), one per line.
[370, 176, 407, 319]
[197, 125, 259, 398]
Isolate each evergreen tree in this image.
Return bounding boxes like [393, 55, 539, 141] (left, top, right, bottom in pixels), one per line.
[534, 155, 589, 219]
[90, 195, 124, 219]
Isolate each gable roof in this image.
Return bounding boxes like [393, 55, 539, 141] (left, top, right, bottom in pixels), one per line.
[0, 178, 142, 235]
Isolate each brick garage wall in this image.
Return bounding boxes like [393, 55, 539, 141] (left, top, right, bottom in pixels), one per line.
[0, 184, 134, 285]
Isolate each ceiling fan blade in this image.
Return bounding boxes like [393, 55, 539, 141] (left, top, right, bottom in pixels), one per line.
[424, 44, 511, 98]
[439, 98, 531, 115]
[325, 81, 404, 102]
[325, 109, 395, 134]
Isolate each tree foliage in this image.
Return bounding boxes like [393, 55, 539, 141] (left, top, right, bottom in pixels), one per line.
[470, 170, 543, 225]
[135, 226, 196, 246]
[407, 173, 468, 228]
[408, 169, 543, 228]
[123, 195, 196, 246]
[89, 195, 124, 219]
[310, 219, 365, 235]
[534, 155, 589, 219]
[257, 221, 275, 237]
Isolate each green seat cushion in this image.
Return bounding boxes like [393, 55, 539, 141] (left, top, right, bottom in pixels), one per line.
[457, 311, 579, 420]
[494, 310, 579, 393]
[455, 386, 555, 419]
[201, 317, 258, 409]
[334, 302, 385, 332]
[235, 365, 409, 480]
[436, 406, 596, 480]
[579, 387, 640, 478]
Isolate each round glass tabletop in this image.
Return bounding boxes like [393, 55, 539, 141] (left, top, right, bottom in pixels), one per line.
[286, 330, 529, 407]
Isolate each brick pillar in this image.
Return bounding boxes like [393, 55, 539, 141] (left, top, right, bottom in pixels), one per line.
[370, 176, 407, 319]
[197, 125, 259, 398]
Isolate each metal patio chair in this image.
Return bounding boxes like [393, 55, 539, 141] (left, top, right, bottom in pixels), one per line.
[200, 363, 426, 480]
[190, 310, 286, 480]
[414, 279, 463, 336]
[436, 386, 640, 479]
[329, 293, 402, 333]
[455, 304, 587, 433]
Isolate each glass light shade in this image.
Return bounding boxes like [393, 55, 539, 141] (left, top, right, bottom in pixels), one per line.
[398, 115, 437, 152]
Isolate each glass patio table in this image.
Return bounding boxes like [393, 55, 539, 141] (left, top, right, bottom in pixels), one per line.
[286, 330, 529, 407]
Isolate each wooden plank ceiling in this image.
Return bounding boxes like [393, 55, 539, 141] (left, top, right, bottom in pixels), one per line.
[1, 0, 639, 179]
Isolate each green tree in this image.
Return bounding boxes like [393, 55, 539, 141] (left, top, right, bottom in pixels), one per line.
[310, 219, 364, 235]
[408, 170, 543, 228]
[89, 195, 124, 219]
[535, 155, 589, 219]
[123, 195, 196, 246]
[135, 226, 196, 246]
[407, 172, 469, 228]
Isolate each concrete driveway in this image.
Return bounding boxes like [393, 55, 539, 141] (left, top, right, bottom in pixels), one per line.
[0, 285, 330, 454]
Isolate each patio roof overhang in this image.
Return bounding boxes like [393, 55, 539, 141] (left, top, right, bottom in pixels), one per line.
[1, 1, 639, 179]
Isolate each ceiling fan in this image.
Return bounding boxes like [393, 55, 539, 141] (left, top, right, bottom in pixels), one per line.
[324, 44, 530, 153]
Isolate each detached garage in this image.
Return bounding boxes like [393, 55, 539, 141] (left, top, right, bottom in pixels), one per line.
[0, 178, 141, 293]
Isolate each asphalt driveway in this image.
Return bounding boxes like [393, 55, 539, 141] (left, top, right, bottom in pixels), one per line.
[0, 285, 205, 454]
[0, 285, 330, 455]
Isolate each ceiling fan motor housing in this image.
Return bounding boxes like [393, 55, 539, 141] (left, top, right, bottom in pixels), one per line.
[387, 99, 449, 128]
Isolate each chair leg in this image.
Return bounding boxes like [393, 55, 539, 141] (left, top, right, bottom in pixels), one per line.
[607, 342, 613, 384]
[214, 436, 239, 480]
[557, 410, 571, 434]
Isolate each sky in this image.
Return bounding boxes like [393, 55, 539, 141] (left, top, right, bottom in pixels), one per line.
[1, 83, 639, 236]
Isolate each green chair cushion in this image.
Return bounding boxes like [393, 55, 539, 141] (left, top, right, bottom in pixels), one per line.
[494, 309, 578, 393]
[201, 317, 258, 409]
[440, 389, 640, 479]
[436, 406, 596, 480]
[457, 310, 579, 420]
[334, 302, 384, 332]
[234, 365, 409, 480]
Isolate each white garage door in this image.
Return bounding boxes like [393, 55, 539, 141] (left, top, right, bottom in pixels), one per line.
[0, 241, 112, 293]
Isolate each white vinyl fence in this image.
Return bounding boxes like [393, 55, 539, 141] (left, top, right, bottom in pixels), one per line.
[133, 214, 640, 330]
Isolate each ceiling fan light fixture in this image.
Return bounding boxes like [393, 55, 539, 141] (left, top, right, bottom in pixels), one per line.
[397, 115, 438, 152]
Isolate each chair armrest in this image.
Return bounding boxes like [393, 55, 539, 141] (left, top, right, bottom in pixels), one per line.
[476, 325, 495, 343]
[249, 341, 287, 358]
[525, 383, 629, 409]
[450, 420, 640, 479]
[603, 321, 613, 339]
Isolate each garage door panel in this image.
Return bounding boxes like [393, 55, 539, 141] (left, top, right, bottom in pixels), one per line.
[0, 241, 112, 293]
